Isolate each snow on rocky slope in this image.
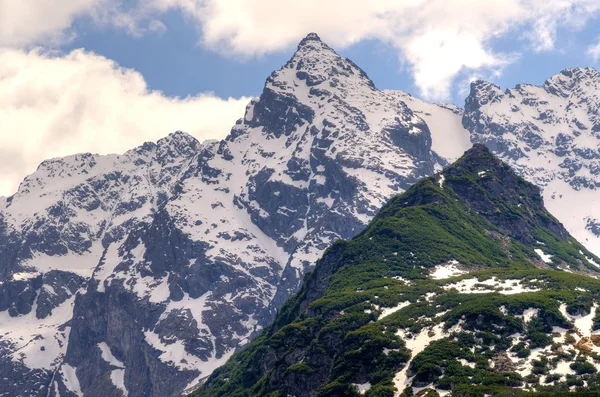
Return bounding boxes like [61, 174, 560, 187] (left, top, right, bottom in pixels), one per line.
[0, 33, 459, 396]
[464, 67, 600, 257]
[3, 32, 600, 396]
[0, 132, 201, 396]
[387, 91, 471, 162]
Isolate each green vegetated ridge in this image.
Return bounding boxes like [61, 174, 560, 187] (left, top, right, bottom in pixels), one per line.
[195, 145, 600, 397]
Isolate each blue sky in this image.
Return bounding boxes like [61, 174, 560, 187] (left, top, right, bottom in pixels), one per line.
[64, 8, 600, 107]
[2, 0, 600, 196]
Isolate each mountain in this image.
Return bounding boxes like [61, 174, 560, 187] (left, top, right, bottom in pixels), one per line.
[464, 68, 600, 257]
[198, 144, 600, 397]
[0, 33, 465, 396]
[3, 31, 600, 396]
[0, 132, 200, 396]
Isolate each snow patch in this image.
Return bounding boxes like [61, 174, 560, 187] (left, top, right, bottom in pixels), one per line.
[378, 301, 410, 320]
[522, 308, 539, 324]
[354, 382, 371, 395]
[429, 262, 466, 280]
[61, 364, 83, 397]
[0, 295, 76, 369]
[534, 248, 553, 264]
[443, 277, 540, 295]
[438, 174, 445, 189]
[394, 323, 446, 393]
[97, 342, 127, 396]
[559, 303, 598, 337]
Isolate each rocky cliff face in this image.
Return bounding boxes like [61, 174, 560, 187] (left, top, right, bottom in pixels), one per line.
[464, 68, 600, 257]
[198, 145, 600, 397]
[0, 34, 462, 396]
[0, 132, 200, 396]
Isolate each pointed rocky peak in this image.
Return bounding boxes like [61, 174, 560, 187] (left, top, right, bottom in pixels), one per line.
[298, 32, 322, 44]
[464, 80, 505, 110]
[157, 130, 199, 148]
[441, 144, 570, 244]
[294, 32, 336, 57]
[155, 130, 200, 160]
[125, 130, 200, 168]
[266, 32, 375, 92]
[442, 143, 530, 193]
[233, 32, 381, 140]
[379, 144, 566, 247]
[293, 32, 339, 64]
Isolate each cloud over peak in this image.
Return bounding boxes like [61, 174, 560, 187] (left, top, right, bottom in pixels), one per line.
[0, 47, 249, 196]
[5, 0, 600, 100]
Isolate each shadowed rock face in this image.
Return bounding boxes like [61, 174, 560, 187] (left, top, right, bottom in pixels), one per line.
[0, 33, 450, 396]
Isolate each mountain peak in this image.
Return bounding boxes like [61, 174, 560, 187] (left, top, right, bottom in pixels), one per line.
[462, 142, 491, 156]
[261, 31, 375, 97]
[543, 66, 600, 98]
[293, 32, 338, 61]
[156, 130, 199, 148]
[298, 32, 322, 45]
[465, 80, 505, 109]
[449, 143, 497, 171]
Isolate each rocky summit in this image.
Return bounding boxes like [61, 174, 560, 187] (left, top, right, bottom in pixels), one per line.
[2, 32, 600, 397]
[0, 33, 464, 396]
[198, 145, 600, 397]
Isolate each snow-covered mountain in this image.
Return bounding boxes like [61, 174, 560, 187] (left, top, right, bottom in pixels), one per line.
[2, 31, 600, 397]
[464, 67, 600, 257]
[0, 132, 201, 396]
[0, 33, 466, 396]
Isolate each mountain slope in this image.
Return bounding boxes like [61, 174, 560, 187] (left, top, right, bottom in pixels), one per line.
[198, 145, 600, 397]
[0, 132, 200, 396]
[0, 33, 464, 396]
[464, 68, 600, 257]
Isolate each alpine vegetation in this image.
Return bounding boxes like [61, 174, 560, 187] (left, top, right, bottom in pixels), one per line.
[198, 145, 600, 397]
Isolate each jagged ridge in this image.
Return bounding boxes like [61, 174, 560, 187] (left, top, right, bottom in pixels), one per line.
[464, 67, 600, 259]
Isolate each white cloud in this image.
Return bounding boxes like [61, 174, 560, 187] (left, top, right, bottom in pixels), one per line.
[155, 0, 600, 100]
[0, 48, 249, 197]
[2, 1, 600, 100]
[0, 0, 103, 47]
[587, 37, 600, 62]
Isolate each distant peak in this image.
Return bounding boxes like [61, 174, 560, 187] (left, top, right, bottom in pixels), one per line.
[299, 32, 322, 45]
[129, 131, 200, 159]
[470, 80, 502, 92]
[154, 131, 199, 149]
[547, 66, 600, 85]
[465, 80, 505, 109]
[559, 66, 598, 77]
[543, 67, 600, 98]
